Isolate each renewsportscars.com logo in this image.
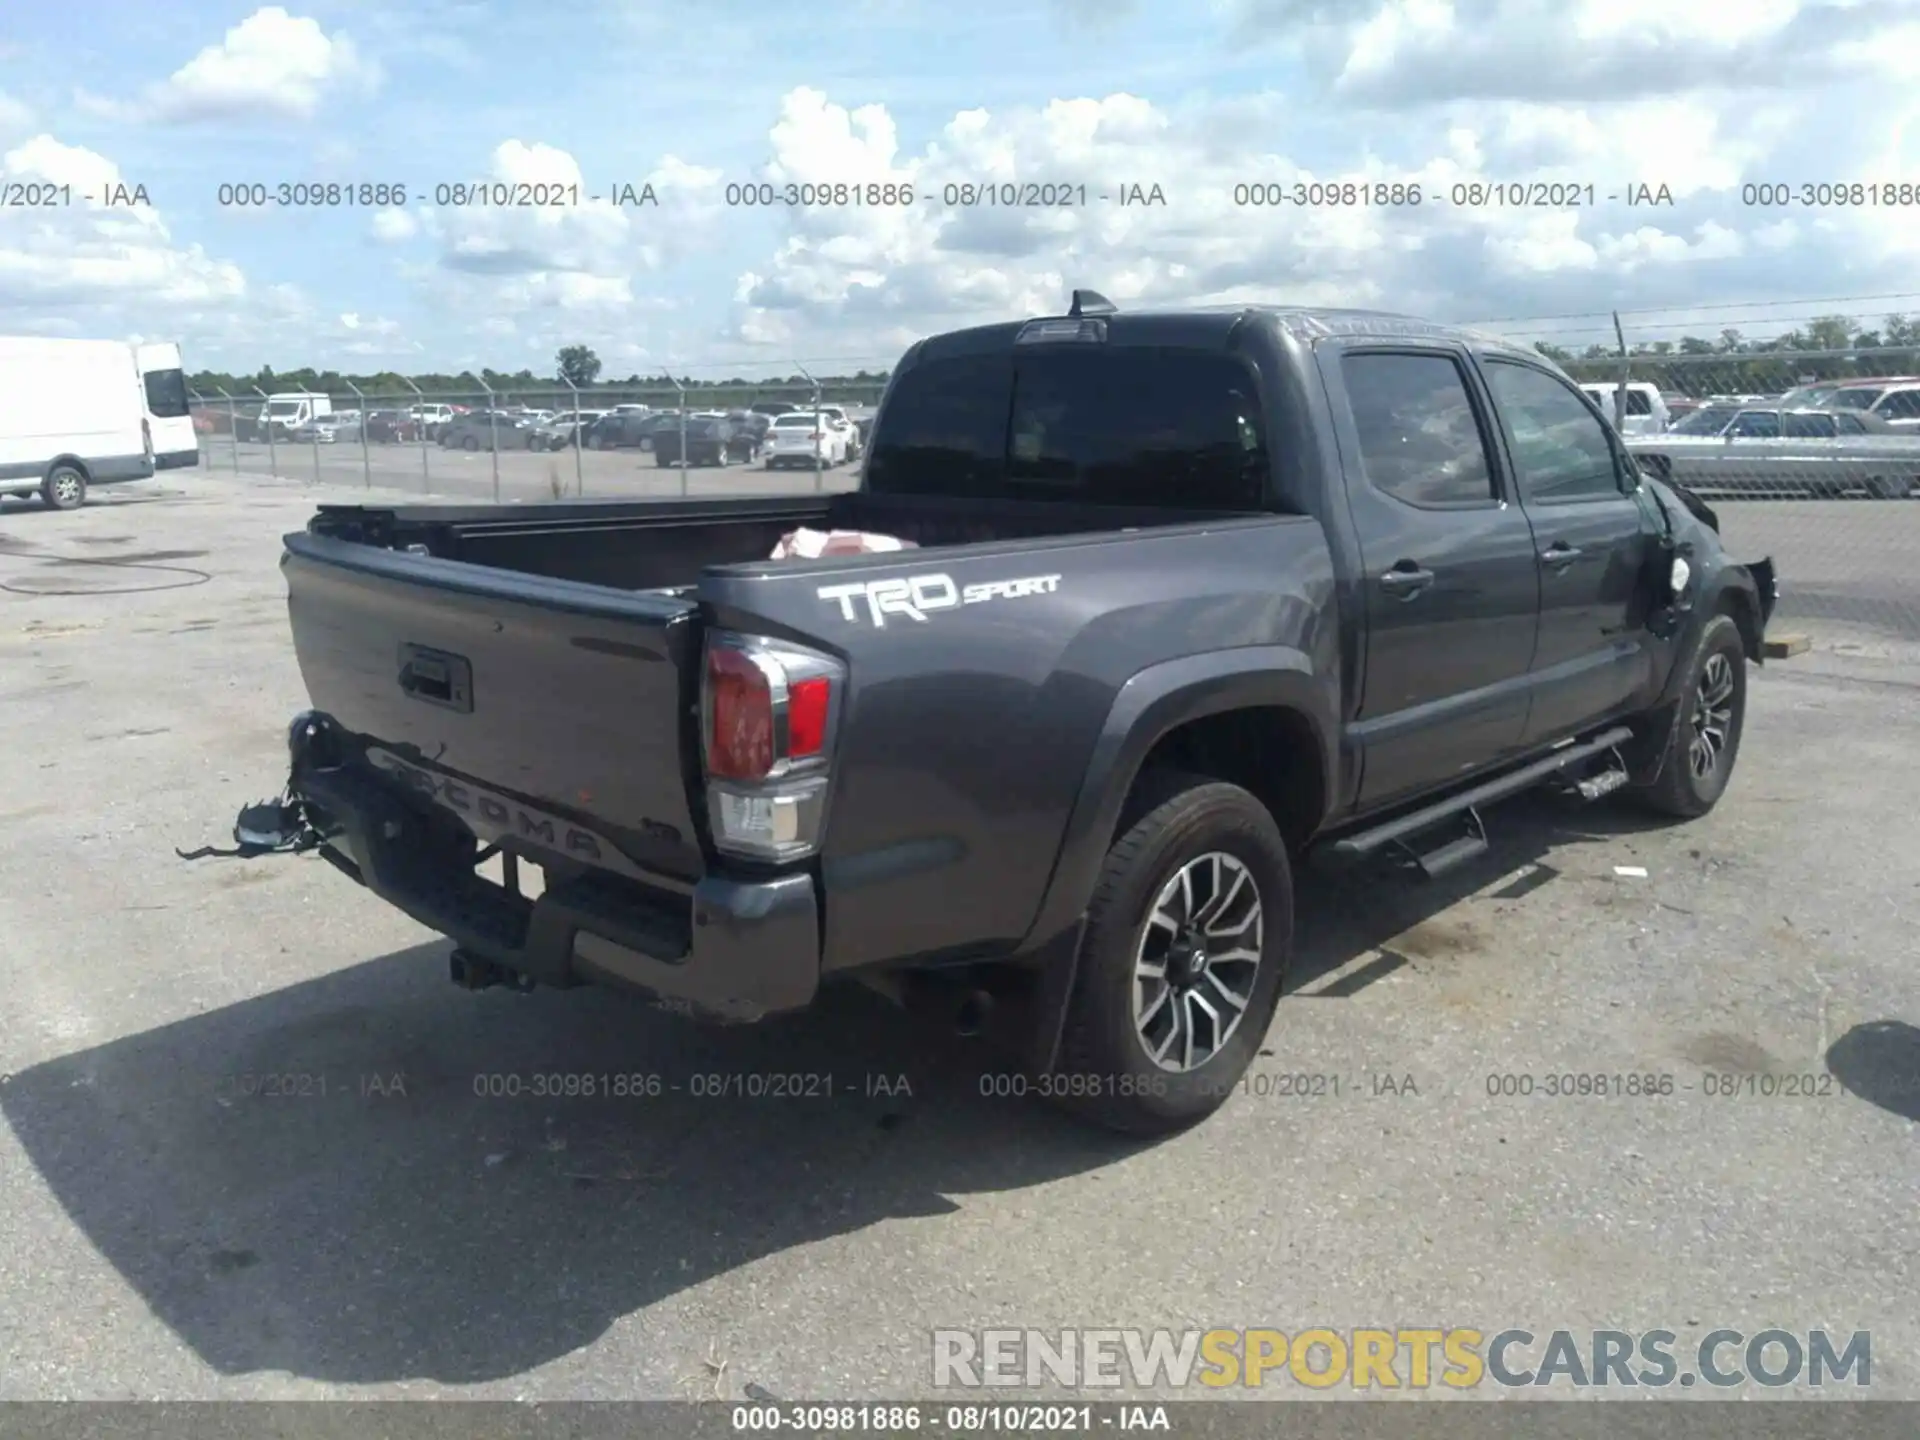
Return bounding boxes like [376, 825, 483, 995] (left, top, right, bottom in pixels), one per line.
[931, 1328, 1872, 1391]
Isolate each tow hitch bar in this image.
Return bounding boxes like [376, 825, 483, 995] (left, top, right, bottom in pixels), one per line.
[450, 950, 537, 993]
[176, 792, 320, 862]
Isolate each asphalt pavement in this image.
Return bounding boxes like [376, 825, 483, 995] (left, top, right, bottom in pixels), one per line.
[0, 471, 1914, 1405]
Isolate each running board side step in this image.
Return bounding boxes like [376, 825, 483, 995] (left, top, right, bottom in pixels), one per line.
[1319, 725, 1636, 878]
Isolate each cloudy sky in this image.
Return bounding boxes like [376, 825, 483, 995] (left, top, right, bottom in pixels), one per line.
[1, 0, 1917, 377]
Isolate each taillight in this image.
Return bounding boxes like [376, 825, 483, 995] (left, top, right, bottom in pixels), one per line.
[701, 632, 845, 862]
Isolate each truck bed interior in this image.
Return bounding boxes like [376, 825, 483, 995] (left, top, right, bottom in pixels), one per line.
[308, 491, 1271, 593]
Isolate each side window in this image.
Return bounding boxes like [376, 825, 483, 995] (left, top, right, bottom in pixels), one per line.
[864, 354, 1013, 496]
[1880, 390, 1920, 420]
[1340, 353, 1497, 508]
[1783, 412, 1836, 438]
[144, 368, 191, 419]
[1728, 410, 1781, 438]
[1625, 389, 1653, 416]
[1483, 361, 1622, 503]
[1835, 413, 1866, 434]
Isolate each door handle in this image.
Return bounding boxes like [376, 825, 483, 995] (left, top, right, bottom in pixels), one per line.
[1378, 564, 1435, 597]
[1539, 543, 1583, 568]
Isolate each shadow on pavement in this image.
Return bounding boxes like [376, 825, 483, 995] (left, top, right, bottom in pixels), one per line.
[1, 942, 1135, 1385]
[1, 787, 1733, 1384]
[1826, 1020, 1920, 1123]
[1288, 786, 1675, 994]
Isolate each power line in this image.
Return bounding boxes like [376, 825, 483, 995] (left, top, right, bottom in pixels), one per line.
[1467, 292, 1920, 328]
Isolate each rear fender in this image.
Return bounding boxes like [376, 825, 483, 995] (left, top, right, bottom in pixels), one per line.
[1024, 646, 1337, 947]
[1016, 647, 1335, 1075]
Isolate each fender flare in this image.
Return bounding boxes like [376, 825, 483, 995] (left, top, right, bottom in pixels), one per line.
[1023, 646, 1338, 946]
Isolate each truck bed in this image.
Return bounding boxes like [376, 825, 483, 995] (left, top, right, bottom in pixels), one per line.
[306, 490, 1272, 591]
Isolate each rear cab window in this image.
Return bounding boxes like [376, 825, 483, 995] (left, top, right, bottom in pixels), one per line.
[866, 346, 1267, 509]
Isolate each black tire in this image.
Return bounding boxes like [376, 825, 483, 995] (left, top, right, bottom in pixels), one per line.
[1631, 612, 1748, 819]
[462, 436, 480, 452]
[1052, 774, 1293, 1136]
[42, 464, 87, 511]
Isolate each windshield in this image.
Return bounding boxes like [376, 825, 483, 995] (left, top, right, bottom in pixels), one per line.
[1671, 405, 1738, 435]
[266, 401, 306, 416]
[774, 415, 816, 428]
[1780, 385, 1837, 407]
[1828, 388, 1883, 410]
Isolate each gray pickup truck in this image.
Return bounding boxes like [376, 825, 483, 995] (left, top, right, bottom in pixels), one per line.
[234, 293, 1777, 1134]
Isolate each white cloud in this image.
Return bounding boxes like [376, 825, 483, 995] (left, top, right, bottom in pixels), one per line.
[0, 134, 309, 364]
[87, 7, 378, 124]
[0, 136, 247, 308]
[382, 139, 723, 362]
[1236, 0, 1908, 106]
[0, 91, 32, 136]
[717, 0, 1920, 362]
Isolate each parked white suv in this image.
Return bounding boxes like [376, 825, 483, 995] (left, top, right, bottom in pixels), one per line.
[1579, 382, 1670, 436]
[409, 403, 458, 439]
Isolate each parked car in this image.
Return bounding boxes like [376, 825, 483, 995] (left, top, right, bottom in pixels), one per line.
[652, 415, 737, 466]
[410, 404, 458, 440]
[365, 410, 423, 443]
[231, 292, 1776, 1135]
[1826, 379, 1920, 431]
[439, 409, 536, 451]
[724, 410, 772, 461]
[292, 411, 362, 444]
[585, 411, 682, 451]
[528, 410, 605, 450]
[812, 404, 863, 458]
[763, 411, 849, 469]
[1625, 405, 1919, 498]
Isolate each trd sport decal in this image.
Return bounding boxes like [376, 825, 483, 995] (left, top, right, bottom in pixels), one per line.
[816, 572, 1062, 628]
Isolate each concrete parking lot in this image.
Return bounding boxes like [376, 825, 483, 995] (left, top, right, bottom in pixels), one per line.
[0, 472, 1915, 1404]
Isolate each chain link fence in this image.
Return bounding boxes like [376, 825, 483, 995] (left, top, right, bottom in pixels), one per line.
[1556, 346, 1920, 503]
[1545, 333, 1920, 644]
[190, 378, 889, 502]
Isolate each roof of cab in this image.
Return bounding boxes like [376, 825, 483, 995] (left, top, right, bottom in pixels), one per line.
[911, 302, 1543, 365]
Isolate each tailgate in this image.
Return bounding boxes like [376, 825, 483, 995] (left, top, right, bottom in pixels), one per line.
[282, 531, 707, 881]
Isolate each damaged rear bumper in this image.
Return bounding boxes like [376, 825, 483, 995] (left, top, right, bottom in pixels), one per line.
[269, 718, 821, 1022]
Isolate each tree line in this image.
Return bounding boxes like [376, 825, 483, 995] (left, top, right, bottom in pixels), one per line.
[185, 343, 891, 403]
[1542, 313, 1920, 392]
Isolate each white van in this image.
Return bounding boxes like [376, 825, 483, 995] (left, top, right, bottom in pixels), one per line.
[0, 336, 155, 510]
[1580, 382, 1670, 436]
[262, 391, 334, 439]
[134, 341, 199, 469]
